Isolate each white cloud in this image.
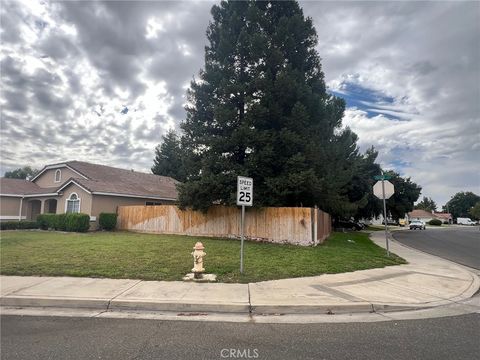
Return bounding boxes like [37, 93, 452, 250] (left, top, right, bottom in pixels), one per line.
[0, 0, 478, 207]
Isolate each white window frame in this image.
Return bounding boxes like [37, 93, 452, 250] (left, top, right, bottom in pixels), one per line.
[65, 192, 81, 213]
[54, 169, 62, 183]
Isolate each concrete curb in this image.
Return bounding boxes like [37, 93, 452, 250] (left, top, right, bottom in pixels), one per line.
[250, 302, 374, 315]
[1, 296, 110, 309]
[109, 300, 250, 313]
[3, 294, 467, 315]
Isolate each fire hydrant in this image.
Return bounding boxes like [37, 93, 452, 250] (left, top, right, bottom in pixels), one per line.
[191, 242, 206, 279]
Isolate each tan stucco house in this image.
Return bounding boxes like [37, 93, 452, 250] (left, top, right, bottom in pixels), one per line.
[0, 161, 179, 228]
[407, 209, 453, 224]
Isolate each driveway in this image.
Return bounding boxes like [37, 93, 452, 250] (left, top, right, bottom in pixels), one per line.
[392, 226, 480, 269]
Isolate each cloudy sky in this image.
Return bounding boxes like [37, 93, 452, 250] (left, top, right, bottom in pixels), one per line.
[1, 0, 479, 206]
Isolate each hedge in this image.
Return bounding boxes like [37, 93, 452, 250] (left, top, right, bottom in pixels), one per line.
[428, 219, 442, 226]
[37, 214, 57, 230]
[99, 213, 117, 231]
[56, 214, 67, 231]
[0, 221, 39, 230]
[64, 213, 90, 232]
[35, 213, 89, 232]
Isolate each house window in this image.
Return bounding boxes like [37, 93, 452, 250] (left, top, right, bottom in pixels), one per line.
[66, 193, 80, 213]
[54, 169, 62, 183]
[146, 201, 162, 206]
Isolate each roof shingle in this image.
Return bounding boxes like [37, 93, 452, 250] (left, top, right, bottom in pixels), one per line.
[0, 178, 58, 195]
[2, 161, 179, 199]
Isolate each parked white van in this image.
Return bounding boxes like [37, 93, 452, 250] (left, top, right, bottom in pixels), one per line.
[457, 217, 476, 225]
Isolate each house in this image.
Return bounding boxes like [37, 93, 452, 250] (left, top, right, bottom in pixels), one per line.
[432, 212, 453, 224]
[407, 209, 436, 223]
[407, 209, 452, 224]
[0, 161, 179, 228]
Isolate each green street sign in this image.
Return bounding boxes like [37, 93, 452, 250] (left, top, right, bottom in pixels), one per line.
[374, 175, 392, 180]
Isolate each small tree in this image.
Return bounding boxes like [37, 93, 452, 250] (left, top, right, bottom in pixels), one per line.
[414, 196, 437, 212]
[4, 166, 38, 179]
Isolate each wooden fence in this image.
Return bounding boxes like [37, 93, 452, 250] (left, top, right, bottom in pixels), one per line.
[117, 205, 331, 246]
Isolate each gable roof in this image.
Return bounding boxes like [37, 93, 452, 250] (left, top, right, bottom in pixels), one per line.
[408, 209, 435, 218]
[64, 161, 179, 200]
[30, 163, 88, 181]
[408, 209, 452, 220]
[433, 212, 452, 219]
[0, 178, 58, 196]
[3, 161, 179, 200]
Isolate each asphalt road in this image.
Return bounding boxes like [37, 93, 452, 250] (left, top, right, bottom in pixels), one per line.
[392, 226, 480, 269]
[1, 314, 479, 360]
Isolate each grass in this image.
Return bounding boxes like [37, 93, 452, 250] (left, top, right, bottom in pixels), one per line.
[0, 230, 406, 283]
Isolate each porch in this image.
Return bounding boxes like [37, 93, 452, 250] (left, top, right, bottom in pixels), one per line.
[26, 198, 58, 221]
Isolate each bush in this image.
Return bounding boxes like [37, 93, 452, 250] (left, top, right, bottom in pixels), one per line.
[428, 219, 442, 226]
[56, 213, 67, 231]
[0, 221, 38, 230]
[37, 214, 57, 230]
[3, 214, 90, 232]
[99, 213, 117, 231]
[64, 213, 90, 232]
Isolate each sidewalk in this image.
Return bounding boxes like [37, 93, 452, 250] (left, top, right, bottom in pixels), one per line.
[1, 232, 478, 315]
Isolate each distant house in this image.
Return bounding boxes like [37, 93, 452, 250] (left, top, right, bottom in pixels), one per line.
[407, 209, 452, 224]
[432, 212, 453, 224]
[0, 161, 179, 228]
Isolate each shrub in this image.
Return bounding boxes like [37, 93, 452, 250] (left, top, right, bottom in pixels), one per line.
[428, 219, 442, 226]
[37, 214, 57, 230]
[99, 213, 117, 231]
[64, 213, 90, 232]
[0, 221, 38, 230]
[55, 213, 67, 231]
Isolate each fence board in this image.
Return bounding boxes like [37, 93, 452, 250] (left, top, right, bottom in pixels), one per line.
[117, 205, 331, 246]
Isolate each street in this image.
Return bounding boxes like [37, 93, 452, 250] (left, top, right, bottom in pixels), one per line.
[1, 314, 479, 360]
[393, 227, 480, 269]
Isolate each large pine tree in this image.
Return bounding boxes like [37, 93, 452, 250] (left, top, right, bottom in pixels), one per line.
[178, 1, 359, 213]
[151, 130, 186, 182]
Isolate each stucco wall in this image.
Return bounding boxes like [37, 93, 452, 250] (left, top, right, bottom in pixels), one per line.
[90, 195, 175, 228]
[57, 183, 92, 215]
[34, 167, 81, 188]
[0, 196, 27, 221]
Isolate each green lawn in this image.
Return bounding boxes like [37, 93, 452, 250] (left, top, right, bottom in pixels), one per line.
[0, 230, 406, 283]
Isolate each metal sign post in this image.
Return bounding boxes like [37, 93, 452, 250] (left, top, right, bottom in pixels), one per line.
[373, 174, 394, 257]
[240, 205, 245, 273]
[237, 176, 253, 274]
[381, 178, 389, 257]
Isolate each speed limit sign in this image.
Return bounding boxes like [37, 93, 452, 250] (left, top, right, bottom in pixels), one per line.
[237, 176, 253, 206]
[237, 176, 253, 274]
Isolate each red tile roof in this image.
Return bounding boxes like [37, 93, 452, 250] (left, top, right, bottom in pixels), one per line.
[433, 212, 452, 219]
[408, 209, 435, 218]
[408, 209, 452, 220]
